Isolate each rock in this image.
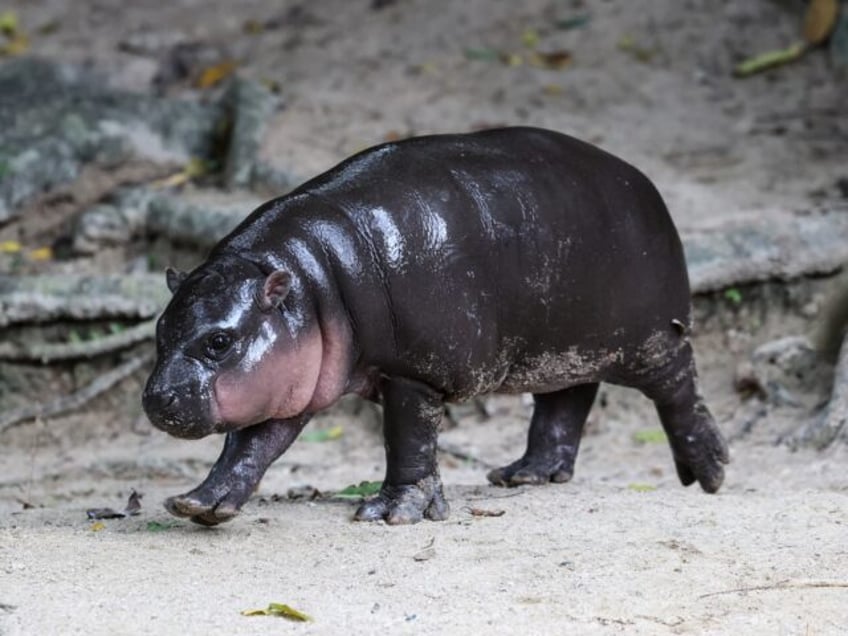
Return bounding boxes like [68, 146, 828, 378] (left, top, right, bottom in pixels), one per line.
[738, 336, 832, 410]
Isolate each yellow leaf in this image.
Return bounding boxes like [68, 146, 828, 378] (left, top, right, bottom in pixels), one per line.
[28, 246, 53, 261]
[241, 603, 312, 621]
[803, 0, 839, 45]
[151, 158, 211, 188]
[0, 240, 22, 254]
[196, 60, 237, 89]
[90, 521, 106, 532]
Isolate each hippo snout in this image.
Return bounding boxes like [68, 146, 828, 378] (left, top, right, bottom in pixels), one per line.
[142, 376, 214, 439]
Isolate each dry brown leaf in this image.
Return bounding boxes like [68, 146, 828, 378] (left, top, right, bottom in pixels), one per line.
[196, 60, 237, 89]
[803, 0, 839, 45]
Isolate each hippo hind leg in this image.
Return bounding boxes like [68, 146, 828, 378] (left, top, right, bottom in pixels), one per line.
[639, 341, 729, 493]
[487, 383, 599, 487]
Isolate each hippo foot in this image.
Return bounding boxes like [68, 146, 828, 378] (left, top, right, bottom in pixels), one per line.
[353, 476, 449, 525]
[164, 485, 249, 526]
[486, 455, 574, 487]
[669, 415, 730, 494]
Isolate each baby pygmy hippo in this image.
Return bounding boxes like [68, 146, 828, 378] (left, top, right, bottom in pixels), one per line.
[142, 127, 728, 526]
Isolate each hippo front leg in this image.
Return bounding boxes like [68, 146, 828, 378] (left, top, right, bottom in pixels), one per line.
[354, 378, 449, 525]
[165, 416, 309, 526]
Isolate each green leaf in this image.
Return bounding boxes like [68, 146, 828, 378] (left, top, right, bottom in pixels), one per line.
[724, 288, 743, 305]
[300, 425, 344, 442]
[555, 15, 591, 30]
[146, 520, 180, 532]
[733, 42, 806, 77]
[334, 481, 382, 499]
[628, 483, 657, 493]
[0, 11, 19, 36]
[632, 428, 667, 444]
[464, 47, 501, 62]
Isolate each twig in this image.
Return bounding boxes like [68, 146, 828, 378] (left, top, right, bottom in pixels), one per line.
[437, 442, 494, 468]
[0, 351, 153, 434]
[0, 319, 156, 362]
[699, 579, 848, 599]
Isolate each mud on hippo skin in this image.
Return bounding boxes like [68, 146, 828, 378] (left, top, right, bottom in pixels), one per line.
[142, 126, 729, 526]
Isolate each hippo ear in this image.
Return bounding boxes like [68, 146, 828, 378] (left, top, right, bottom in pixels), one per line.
[165, 267, 188, 293]
[260, 270, 292, 311]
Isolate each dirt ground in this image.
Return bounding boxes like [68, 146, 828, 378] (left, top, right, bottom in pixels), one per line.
[2, 1, 848, 634]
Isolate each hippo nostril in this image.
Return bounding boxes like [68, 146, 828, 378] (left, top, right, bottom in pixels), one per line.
[143, 390, 177, 413]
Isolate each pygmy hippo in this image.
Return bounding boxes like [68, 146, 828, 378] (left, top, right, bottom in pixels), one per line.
[142, 127, 729, 526]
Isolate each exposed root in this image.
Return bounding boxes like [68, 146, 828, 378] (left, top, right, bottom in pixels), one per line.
[0, 351, 153, 434]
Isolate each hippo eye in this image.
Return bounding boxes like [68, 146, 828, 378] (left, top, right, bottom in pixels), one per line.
[205, 331, 233, 359]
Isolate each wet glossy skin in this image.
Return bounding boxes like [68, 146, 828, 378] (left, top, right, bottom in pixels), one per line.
[142, 127, 729, 526]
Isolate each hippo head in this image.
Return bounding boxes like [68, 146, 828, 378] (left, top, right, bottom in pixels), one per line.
[142, 254, 323, 439]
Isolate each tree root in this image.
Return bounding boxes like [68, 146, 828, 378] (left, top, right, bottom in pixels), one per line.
[0, 351, 154, 434]
[0, 274, 168, 327]
[0, 319, 156, 362]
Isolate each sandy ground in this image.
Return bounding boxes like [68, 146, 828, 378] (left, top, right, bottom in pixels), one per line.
[2, 0, 848, 634]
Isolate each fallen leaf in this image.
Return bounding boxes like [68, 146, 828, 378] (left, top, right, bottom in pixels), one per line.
[617, 35, 657, 63]
[286, 485, 322, 500]
[0, 11, 18, 35]
[90, 521, 106, 532]
[632, 429, 667, 444]
[464, 47, 501, 62]
[196, 60, 237, 89]
[86, 490, 142, 520]
[464, 506, 506, 518]
[242, 603, 312, 621]
[521, 28, 540, 48]
[87, 508, 125, 520]
[124, 490, 142, 516]
[27, 246, 52, 261]
[733, 42, 806, 77]
[146, 520, 180, 532]
[0, 240, 21, 254]
[724, 288, 743, 305]
[555, 15, 592, 30]
[151, 157, 212, 188]
[502, 52, 524, 67]
[628, 483, 657, 493]
[334, 481, 383, 499]
[300, 425, 344, 442]
[0, 32, 28, 56]
[804, 0, 839, 45]
[530, 50, 572, 70]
